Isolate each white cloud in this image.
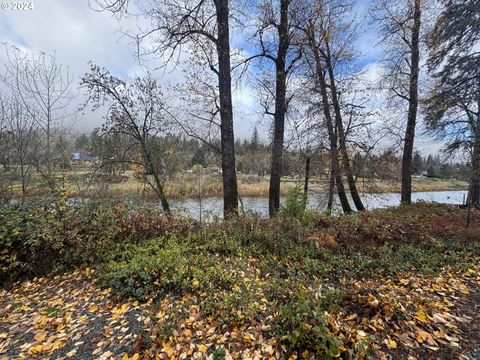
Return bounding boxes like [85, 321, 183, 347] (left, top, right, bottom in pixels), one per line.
[1, 1, 158, 130]
[0, 0, 447, 156]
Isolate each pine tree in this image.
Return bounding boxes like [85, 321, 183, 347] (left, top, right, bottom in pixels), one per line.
[250, 127, 259, 153]
[425, 0, 480, 207]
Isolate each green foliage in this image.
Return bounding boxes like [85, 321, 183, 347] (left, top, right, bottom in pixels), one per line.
[212, 348, 226, 360]
[98, 236, 236, 301]
[0, 199, 193, 285]
[1, 199, 479, 357]
[279, 185, 306, 218]
[2, 199, 478, 289]
[276, 292, 342, 359]
[278, 185, 317, 224]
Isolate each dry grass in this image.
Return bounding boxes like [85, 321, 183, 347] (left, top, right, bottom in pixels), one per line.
[355, 177, 469, 193]
[5, 170, 469, 201]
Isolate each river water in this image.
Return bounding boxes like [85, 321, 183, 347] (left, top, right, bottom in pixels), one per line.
[168, 190, 468, 220]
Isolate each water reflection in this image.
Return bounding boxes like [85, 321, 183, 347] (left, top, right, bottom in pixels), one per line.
[169, 190, 468, 220]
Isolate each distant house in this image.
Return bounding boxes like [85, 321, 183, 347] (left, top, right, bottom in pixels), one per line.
[71, 152, 96, 164]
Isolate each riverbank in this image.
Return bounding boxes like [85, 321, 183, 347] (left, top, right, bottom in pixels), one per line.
[1, 201, 479, 358]
[5, 171, 469, 201]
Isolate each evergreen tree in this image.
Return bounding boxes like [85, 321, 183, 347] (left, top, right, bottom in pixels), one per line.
[412, 151, 423, 174]
[191, 147, 207, 167]
[250, 127, 260, 153]
[425, 0, 480, 207]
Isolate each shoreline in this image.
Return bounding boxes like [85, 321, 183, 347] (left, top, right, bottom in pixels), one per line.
[6, 177, 469, 201]
[7, 185, 469, 204]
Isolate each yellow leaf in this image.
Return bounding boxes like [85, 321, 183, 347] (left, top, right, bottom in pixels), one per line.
[131, 354, 140, 360]
[111, 303, 130, 319]
[192, 278, 199, 287]
[198, 344, 208, 353]
[416, 328, 431, 343]
[414, 310, 428, 323]
[29, 345, 45, 354]
[385, 339, 397, 349]
[35, 332, 47, 342]
[51, 340, 64, 351]
[88, 304, 99, 312]
[29, 343, 53, 354]
[345, 313, 358, 321]
[164, 344, 175, 357]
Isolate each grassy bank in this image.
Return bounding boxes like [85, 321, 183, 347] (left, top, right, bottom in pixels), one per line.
[1, 198, 479, 358]
[354, 177, 469, 194]
[4, 168, 468, 201]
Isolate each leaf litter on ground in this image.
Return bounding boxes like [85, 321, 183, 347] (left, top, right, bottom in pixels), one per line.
[1, 264, 480, 359]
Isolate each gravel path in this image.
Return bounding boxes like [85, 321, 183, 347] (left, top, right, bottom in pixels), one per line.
[0, 269, 151, 359]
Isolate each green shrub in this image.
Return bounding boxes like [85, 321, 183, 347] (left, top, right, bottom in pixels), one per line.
[276, 292, 344, 359]
[97, 237, 236, 301]
[279, 185, 318, 225]
[0, 199, 193, 285]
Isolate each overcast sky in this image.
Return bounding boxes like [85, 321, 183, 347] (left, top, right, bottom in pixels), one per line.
[0, 0, 445, 155]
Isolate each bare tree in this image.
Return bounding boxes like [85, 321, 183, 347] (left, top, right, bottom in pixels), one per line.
[286, 82, 327, 207]
[170, 53, 223, 154]
[81, 65, 171, 213]
[250, 0, 303, 217]
[298, 1, 353, 213]
[309, 0, 365, 211]
[0, 44, 73, 187]
[372, 0, 423, 204]
[0, 94, 39, 201]
[93, 0, 239, 218]
[0, 106, 12, 172]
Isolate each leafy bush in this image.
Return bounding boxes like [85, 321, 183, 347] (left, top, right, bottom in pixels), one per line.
[0, 199, 194, 285]
[98, 236, 236, 301]
[2, 199, 479, 357]
[276, 292, 344, 359]
[279, 185, 318, 224]
[2, 198, 479, 290]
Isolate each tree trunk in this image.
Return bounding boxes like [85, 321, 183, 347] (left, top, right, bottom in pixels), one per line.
[467, 149, 480, 208]
[401, 0, 421, 204]
[324, 45, 365, 211]
[326, 166, 335, 214]
[268, 0, 289, 218]
[46, 108, 52, 181]
[467, 104, 480, 208]
[215, 0, 239, 218]
[303, 155, 310, 197]
[142, 145, 170, 214]
[20, 155, 26, 202]
[310, 40, 352, 213]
